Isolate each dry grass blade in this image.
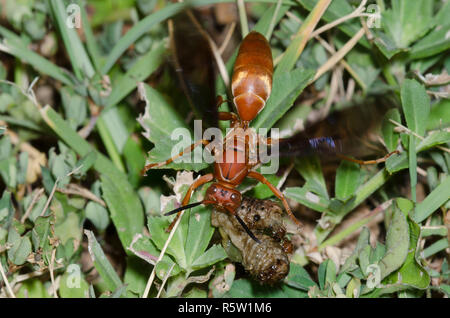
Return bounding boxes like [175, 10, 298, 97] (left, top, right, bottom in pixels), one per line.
[314, 28, 365, 81]
[0, 260, 15, 298]
[184, 9, 230, 87]
[142, 210, 186, 298]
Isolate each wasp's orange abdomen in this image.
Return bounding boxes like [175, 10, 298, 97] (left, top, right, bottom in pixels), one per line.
[231, 31, 273, 122]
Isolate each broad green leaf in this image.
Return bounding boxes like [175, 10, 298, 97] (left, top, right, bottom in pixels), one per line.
[59, 269, 90, 298]
[191, 244, 227, 270]
[346, 277, 361, 298]
[100, 174, 144, 249]
[285, 264, 317, 291]
[86, 202, 110, 231]
[138, 84, 208, 171]
[7, 227, 31, 265]
[98, 107, 129, 155]
[284, 186, 329, 213]
[383, 0, 433, 49]
[185, 205, 216, 269]
[16, 279, 50, 298]
[295, 156, 329, 199]
[0, 191, 14, 227]
[127, 234, 180, 280]
[54, 211, 82, 246]
[401, 79, 430, 202]
[377, 215, 430, 293]
[417, 131, 450, 152]
[225, 278, 307, 298]
[379, 208, 409, 280]
[409, 23, 450, 59]
[401, 79, 430, 138]
[147, 214, 188, 270]
[335, 160, 361, 202]
[85, 230, 123, 293]
[381, 108, 401, 152]
[31, 216, 51, 252]
[427, 99, 450, 130]
[60, 86, 87, 131]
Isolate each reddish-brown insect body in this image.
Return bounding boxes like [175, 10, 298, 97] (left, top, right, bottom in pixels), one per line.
[203, 32, 275, 217]
[144, 31, 301, 240]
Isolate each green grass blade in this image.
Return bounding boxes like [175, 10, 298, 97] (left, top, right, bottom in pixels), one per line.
[84, 230, 123, 293]
[75, 0, 104, 73]
[105, 41, 166, 108]
[0, 27, 75, 86]
[413, 175, 450, 223]
[101, 1, 186, 75]
[46, 0, 95, 79]
[275, 0, 331, 76]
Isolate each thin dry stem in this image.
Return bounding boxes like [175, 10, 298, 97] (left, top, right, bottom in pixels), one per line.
[184, 10, 230, 87]
[21, 188, 45, 223]
[218, 22, 236, 55]
[142, 209, 186, 298]
[156, 263, 175, 298]
[49, 248, 58, 298]
[314, 28, 365, 81]
[389, 119, 450, 154]
[308, 0, 368, 39]
[56, 183, 106, 207]
[0, 259, 15, 298]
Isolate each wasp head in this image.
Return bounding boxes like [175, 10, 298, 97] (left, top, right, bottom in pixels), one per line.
[204, 183, 242, 214]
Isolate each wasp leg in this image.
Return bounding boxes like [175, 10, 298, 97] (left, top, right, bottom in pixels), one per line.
[247, 171, 302, 228]
[142, 139, 210, 175]
[166, 173, 214, 233]
[336, 150, 400, 165]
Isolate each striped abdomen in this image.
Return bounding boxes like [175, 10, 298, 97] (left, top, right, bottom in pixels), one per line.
[231, 31, 273, 122]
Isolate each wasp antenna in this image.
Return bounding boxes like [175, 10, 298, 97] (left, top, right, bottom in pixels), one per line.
[164, 201, 203, 216]
[235, 214, 261, 244]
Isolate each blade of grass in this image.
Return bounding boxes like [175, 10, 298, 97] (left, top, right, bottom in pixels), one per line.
[422, 238, 449, 259]
[413, 175, 450, 223]
[316, 168, 392, 244]
[96, 116, 126, 173]
[319, 200, 393, 250]
[101, 1, 186, 75]
[0, 27, 75, 86]
[84, 230, 123, 293]
[75, 0, 104, 73]
[46, 0, 95, 80]
[105, 41, 166, 108]
[265, 0, 283, 40]
[237, 0, 249, 37]
[275, 0, 332, 76]
[400, 79, 431, 203]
